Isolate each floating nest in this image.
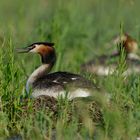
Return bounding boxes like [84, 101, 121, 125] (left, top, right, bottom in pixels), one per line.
[20, 95, 58, 118]
[19, 95, 105, 126]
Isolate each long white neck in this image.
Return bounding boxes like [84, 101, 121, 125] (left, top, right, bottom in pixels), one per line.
[26, 64, 52, 93]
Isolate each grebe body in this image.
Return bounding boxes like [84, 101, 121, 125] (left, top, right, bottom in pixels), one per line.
[30, 71, 94, 100]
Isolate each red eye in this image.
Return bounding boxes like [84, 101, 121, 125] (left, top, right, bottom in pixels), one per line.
[32, 45, 36, 49]
[28, 45, 35, 51]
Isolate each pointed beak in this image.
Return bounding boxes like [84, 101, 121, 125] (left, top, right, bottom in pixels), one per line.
[15, 46, 33, 53]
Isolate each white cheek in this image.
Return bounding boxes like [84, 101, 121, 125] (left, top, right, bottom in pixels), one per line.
[30, 49, 37, 53]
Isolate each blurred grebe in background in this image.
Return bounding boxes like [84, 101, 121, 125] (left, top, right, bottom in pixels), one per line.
[81, 33, 140, 76]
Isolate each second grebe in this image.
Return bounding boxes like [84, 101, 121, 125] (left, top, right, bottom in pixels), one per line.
[113, 33, 138, 54]
[81, 33, 140, 76]
[17, 42, 99, 100]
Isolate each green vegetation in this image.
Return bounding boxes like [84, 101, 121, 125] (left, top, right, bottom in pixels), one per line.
[0, 0, 140, 139]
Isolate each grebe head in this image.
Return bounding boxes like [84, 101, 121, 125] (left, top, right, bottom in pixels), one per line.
[113, 33, 138, 54]
[17, 42, 56, 65]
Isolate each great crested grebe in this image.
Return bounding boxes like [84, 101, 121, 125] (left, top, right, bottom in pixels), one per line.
[81, 33, 140, 76]
[17, 42, 99, 100]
